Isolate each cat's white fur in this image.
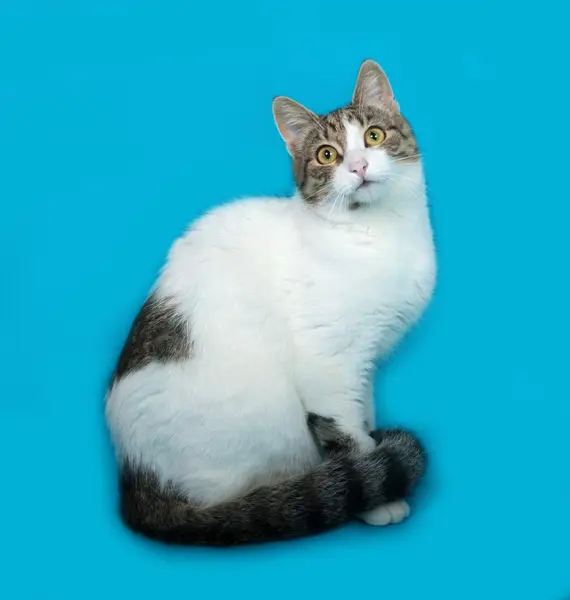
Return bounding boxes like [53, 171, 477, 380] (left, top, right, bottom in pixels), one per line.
[106, 119, 436, 522]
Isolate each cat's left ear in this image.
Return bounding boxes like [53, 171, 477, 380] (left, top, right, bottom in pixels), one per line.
[273, 96, 318, 156]
[352, 60, 399, 111]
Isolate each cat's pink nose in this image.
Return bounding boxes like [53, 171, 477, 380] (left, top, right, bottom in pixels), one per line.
[349, 158, 368, 179]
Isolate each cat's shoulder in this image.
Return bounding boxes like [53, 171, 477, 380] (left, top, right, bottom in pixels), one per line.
[167, 196, 295, 262]
[191, 196, 292, 233]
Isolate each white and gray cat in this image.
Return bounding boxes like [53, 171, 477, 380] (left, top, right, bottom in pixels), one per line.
[106, 60, 436, 546]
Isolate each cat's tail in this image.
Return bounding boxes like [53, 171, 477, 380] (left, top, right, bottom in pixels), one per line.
[118, 424, 425, 546]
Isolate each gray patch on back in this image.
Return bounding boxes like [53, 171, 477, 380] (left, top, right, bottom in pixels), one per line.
[112, 292, 191, 382]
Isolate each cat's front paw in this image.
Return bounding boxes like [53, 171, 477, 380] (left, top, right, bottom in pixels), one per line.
[354, 431, 377, 453]
[359, 500, 411, 526]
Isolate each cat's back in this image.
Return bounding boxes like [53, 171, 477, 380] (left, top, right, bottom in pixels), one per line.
[157, 196, 300, 363]
[159, 197, 296, 296]
[174, 196, 293, 257]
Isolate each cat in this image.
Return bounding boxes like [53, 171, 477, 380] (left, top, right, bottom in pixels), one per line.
[106, 59, 436, 546]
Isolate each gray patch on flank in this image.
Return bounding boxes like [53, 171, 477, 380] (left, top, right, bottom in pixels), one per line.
[112, 292, 191, 383]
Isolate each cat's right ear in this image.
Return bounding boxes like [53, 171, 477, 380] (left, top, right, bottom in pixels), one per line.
[272, 97, 318, 156]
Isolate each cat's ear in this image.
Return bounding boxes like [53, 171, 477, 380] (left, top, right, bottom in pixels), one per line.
[272, 97, 318, 155]
[352, 60, 399, 111]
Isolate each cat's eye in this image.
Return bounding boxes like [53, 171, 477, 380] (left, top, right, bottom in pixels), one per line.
[365, 127, 386, 147]
[316, 145, 338, 165]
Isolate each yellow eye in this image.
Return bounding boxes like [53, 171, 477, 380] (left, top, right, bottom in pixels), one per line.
[316, 145, 338, 165]
[365, 127, 386, 147]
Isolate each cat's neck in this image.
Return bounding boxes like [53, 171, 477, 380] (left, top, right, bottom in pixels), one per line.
[293, 168, 428, 228]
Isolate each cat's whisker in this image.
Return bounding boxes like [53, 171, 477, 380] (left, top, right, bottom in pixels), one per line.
[337, 189, 352, 219]
[385, 175, 419, 192]
[323, 184, 352, 219]
[385, 172, 431, 194]
[315, 192, 338, 213]
[326, 190, 343, 219]
[302, 182, 334, 204]
[392, 154, 424, 163]
[387, 173, 420, 185]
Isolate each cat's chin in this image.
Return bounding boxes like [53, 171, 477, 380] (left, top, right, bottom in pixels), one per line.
[351, 180, 385, 205]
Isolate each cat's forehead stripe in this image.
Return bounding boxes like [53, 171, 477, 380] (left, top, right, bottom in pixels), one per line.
[344, 120, 365, 152]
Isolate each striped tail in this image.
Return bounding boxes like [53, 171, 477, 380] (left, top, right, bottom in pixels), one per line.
[119, 420, 426, 546]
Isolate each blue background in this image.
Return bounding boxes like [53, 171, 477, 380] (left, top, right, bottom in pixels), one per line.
[1, 1, 569, 599]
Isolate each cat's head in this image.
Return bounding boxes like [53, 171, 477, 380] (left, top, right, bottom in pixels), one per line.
[273, 60, 421, 212]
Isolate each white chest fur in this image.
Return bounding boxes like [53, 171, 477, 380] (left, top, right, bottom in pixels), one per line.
[293, 197, 436, 362]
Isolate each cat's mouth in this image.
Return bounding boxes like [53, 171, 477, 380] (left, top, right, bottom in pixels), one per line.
[351, 179, 384, 203]
[356, 177, 387, 192]
[356, 180, 378, 192]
